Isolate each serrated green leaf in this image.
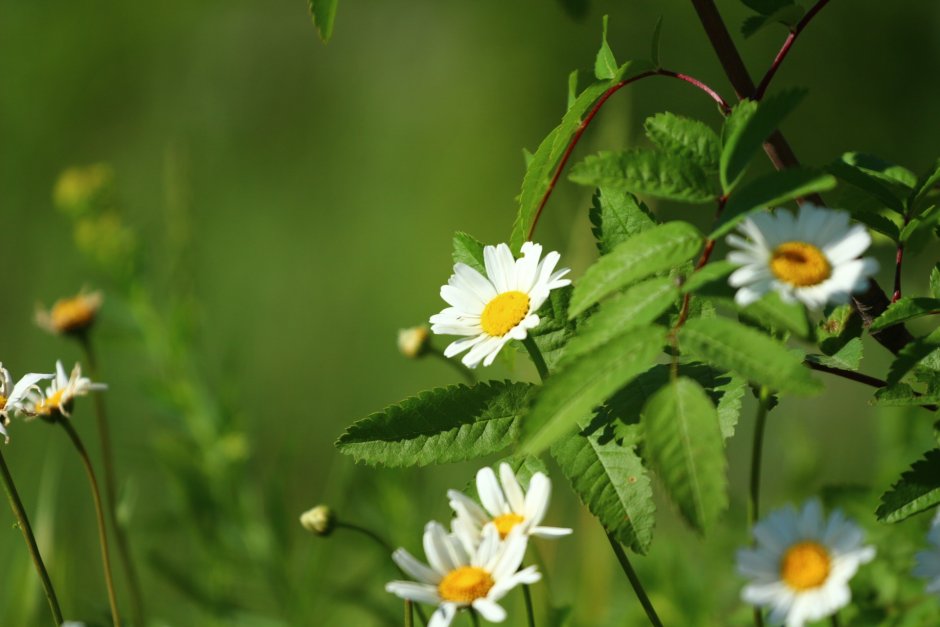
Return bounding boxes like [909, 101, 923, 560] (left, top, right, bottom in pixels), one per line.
[308, 0, 339, 43]
[595, 16, 618, 80]
[520, 326, 666, 456]
[886, 327, 940, 386]
[567, 70, 579, 110]
[870, 297, 940, 331]
[679, 317, 822, 395]
[650, 16, 664, 67]
[910, 158, 940, 216]
[931, 264, 940, 299]
[526, 285, 579, 369]
[571, 148, 719, 202]
[570, 221, 703, 317]
[564, 277, 678, 362]
[741, 4, 803, 37]
[739, 290, 812, 340]
[589, 187, 656, 255]
[336, 381, 532, 467]
[828, 159, 906, 214]
[552, 426, 655, 553]
[843, 152, 918, 189]
[720, 89, 807, 192]
[817, 304, 863, 356]
[710, 168, 838, 239]
[452, 232, 487, 275]
[872, 383, 940, 407]
[806, 337, 864, 371]
[714, 371, 747, 439]
[741, 14, 770, 38]
[511, 60, 655, 251]
[644, 112, 721, 171]
[876, 449, 940, 523]
[643, 377, 727, 532]
[682, 261, 736, 294]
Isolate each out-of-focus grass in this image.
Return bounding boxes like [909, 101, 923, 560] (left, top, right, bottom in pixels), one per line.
[1, 0, 939, 625]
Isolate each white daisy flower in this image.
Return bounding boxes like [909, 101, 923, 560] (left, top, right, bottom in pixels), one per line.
[0, 364, 54, 441]
[913, 510, 940, 596]
[386, 522, 540, 626]
[21, 361, 106, 419]
[448, 463, 572, 541]
[429, 242, 570, 368]
[726, 204, 879, 310]
[737, 499, 876, 627]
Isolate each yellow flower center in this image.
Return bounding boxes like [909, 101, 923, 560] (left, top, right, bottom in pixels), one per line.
[50, 297, 97, 333]
[780, 541, 831, 590]
[438, 566, 495, 603]
[480, 291, 530, 337]
[0, 394, 6, 412]
[770, 242, 831, 287]
[36, 389, 66, 416]
[492, 513, 525, 538]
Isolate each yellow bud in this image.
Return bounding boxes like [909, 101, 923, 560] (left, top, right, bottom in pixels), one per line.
[398, 325, 430, 358]
[53, 163, 114, 217]
[300, 505, 336, 536]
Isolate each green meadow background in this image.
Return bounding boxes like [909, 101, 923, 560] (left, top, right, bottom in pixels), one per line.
[2, 1, 940, 625]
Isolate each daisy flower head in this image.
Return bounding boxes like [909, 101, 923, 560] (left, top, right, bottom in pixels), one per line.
[726, 204, 879, 310]
[737, 499, 876, 627]
[22, 361, 106, 420]
[0, 364, 53, 441]
[386, 521, 540, 626]
[913, 509, 940, 596]
[36, 289, 102, 336]
[429, 242, 570, 368]
[448, 463, 572, 542]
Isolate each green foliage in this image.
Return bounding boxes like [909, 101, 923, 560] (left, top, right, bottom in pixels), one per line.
[806, 337, 864, 371]
[678, 317, 822, 395]
[511, 58, 654, 251]
[869, 297, 940, 331]
[589, 187, 656, 255]
[527, 285, 579, 369]
[828, 152, 913, 214]
[643, 112, 721, 171]
[336, 381, 532, 466]
[451, 231, 487, 275]
[642, 377, 727, 532]
[650, 16, 664, 67]
[720, 89, 807, 192]
[570, 148, 718, 202]
[910, 158, 940, 215]
[308, 0, 339, 43]
[552, 426, 655, 554]
[872, 383, 940, 406]
[739, 291, 813, 340]
[681, 261, 735, 294]
[740, 1, 804, 38]
[594, 16, 618, 80]
[569, 221, 702, 317]
[876, 449, 940, 523]
[710, 167, 837, 238]
[886, 327, 940, 386]
[931, 264, 940, 299]
[520, 325, 666, 456]
[564, 277, 677, 361]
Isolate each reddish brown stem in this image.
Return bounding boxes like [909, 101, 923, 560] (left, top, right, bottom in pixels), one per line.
[754, 0, 832, 100]
[893, 243, 904, 302]
[526, 69, 731, 241]
[674, 197, 727, 330]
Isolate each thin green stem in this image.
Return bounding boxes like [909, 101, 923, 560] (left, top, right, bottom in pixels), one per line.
[468, 608, 481, 627]
[58, 418, 122, 627]
[80, 336, 146, 627]
[522, 584, 537, 627]
[749, 386, 772, 627]
[605, 532, 663, 627]
[405, 600, 413, 627]
[521, 336, 550, 382]
[830, 613, 840, 627]
[428, 348, 476, 385]
[0, 449, 63, 626]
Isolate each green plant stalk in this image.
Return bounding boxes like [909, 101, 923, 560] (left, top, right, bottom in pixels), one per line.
[80, 335, 146, 627]
[468, 608, 481, 627]
[58, 417, 122, 627]
[0, 449, 63, 626]
[522, 584, 537, 627]
[521, 336, 550, 382]
[405, 600, 413, 627]
[428, 348, 476, 385]
[606, 532, 663, 627]
[748, 386, 773, 627]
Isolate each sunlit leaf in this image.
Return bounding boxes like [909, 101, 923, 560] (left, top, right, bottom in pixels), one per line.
[571, 148, 719, 202]
[644, 112, 721, 171]
[589, 186, 656, 255]
[308, 0, 339, 43]
[452, 231, 486, 275]
[870, 297, 940, 331]
[876, 449, 940, 523]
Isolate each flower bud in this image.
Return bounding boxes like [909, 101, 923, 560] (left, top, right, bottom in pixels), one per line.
[398, 325, 430, 359]
[300, 505, 336, 536]
[35, 290, 103, 337]
[53, 163, 114, 218]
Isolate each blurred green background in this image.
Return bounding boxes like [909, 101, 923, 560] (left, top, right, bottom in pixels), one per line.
[2, 0, 940, 625]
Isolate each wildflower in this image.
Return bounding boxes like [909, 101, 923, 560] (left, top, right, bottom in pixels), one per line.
[387, 522, 540, 626]
[726, 205, 879, 310]
[448, 463, 572, 541]
[430, 242, 570, 368]
[299, 505, 336, 536]
[737, 499, 875, 627]
[0, 365, 53, 441]
[22, 361, 106, 420]
[398, 325, 431, 359]
[913, 510, 940, 597]
[36, 290, 102, 337]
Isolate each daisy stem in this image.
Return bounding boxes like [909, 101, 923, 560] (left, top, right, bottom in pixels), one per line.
[80, 334, 146, 627]
[0, 448, 64, 626]
[405, 600, 413, 627]
[428, 348, 476, 385]
[521, 336, 550, 382]
[605, 532, 663, 627]
[468, 608, 481, 627]
[748, 386, 773, 527]
[830, 614, 840, 627]
[58, 417, 122, 627]
[522, 584, 537, 627]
